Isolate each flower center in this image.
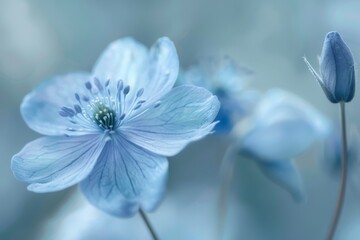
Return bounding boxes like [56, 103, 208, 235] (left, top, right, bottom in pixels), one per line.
[58, 77, 154, 134]
[93, 102, 116, 130]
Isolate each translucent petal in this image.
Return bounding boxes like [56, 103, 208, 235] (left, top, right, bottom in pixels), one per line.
[241, 119, 316, 161]
[11, 134, 107, 192]
[21, 72, 96, 136]
[121, 85, 220, 156]
[258, 160, 305, 202]
[80, 135, 168, 217]
[137, 37, 179, 105]
[92, 37, 148, 98]
[92, 37, 179, 108]
[237, 89, 331, 161]
[254, 89, 331, 137]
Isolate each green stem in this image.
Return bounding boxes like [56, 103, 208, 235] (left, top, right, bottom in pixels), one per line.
[139, 209, 159, 240]
[327, 101, 348, 240]
[217, 145, 237, 240]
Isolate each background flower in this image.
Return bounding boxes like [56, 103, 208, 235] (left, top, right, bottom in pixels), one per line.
[178, 56, 259, 133]
[233, 89, 331, 201]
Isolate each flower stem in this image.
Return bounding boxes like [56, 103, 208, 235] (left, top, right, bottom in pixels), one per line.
[327, 101, 348, 240]
[217, 145, 237, 240]
[139, 209, 159, 240]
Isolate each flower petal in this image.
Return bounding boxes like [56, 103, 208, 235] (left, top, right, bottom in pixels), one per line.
[80, 135, 168, 217]
[92, 37, 148, 93]
[238, 89, 331, 161]
[11, 134, 107, 192]
[240, 119, 316, 161]
[121, 85, 220, 156]
[92, 37, 179, 106]
[137, 37, 179, 104]
[257, 160, 305, 202]
[21, 72, 94, 136]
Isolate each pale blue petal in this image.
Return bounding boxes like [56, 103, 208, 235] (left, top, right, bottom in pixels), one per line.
[138, 37, 179, 105]
[80, 135, 168, 217]
[254, 89, 331, 138]
[92, 37, 148, 95]
[121, 85, 220, 156]
[257, 160, 305, 202]
[11, 134, 107, 192]
[238, 89, 331, 161]
[21, 72, 95, 136]
[92, 37, 179, 109]
[241, 119, 316, 161]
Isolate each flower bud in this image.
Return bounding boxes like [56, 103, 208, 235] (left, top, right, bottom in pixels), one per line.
[304, 31, 355, 103]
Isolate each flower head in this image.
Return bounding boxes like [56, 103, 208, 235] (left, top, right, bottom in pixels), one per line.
[304, 31, 355, 103]
[11, 37, 220, 217]
[179, 56, 257, 133]
[234, 89, 330, 201]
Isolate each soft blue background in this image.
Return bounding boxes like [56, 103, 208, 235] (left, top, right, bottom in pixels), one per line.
[1, 0, 360, 239]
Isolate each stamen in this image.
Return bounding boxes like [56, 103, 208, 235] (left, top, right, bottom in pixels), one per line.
[74, 104, 82, 114]
[123, 86, 130, 95]
[105, 79, 110, 88]
[59, 110, 70, 117]
[136, 88, 144, 97]
[154, 101, 161, 108]
[94, 78, 103, 92]
[117, 80, 123, 91]
[119, 113, 126, 121]
[85, 82, 92, 90]
[133, 103, 142, 110]
[83, 96, 90, 102]
[75, 93, 80, 102]
[60, 107, 76, 117]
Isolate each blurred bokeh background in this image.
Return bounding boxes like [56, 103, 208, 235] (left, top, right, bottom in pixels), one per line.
[1, 0, 360, 239]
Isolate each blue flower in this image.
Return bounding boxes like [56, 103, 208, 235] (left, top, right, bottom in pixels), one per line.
[234, 89, 330, 201]
[179, 56, 258, 134]
[11, 37, 220, 217]
[304, 31, 355, 103]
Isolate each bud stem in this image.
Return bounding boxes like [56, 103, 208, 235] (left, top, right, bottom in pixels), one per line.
[327, 101, 348, 240]
[139, 209, 159, 240]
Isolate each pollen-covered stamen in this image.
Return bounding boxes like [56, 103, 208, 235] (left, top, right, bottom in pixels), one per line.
[93, 103, 116, 130]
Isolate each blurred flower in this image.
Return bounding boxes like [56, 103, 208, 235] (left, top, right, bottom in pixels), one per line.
[320, 125, 360, 195]
[179, 56, 258, 133]
[11, 37, 220, 217]
[321, 124, 360, 178]
[233, 89, 331, 201]
[304, 31, 355, 103]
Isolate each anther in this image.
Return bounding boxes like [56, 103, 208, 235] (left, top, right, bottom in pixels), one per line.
[94, 78, 104, 91]
[136, 88, 144, 97]
[123, 86, 130, 95]
[85, 82, 92, 90]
